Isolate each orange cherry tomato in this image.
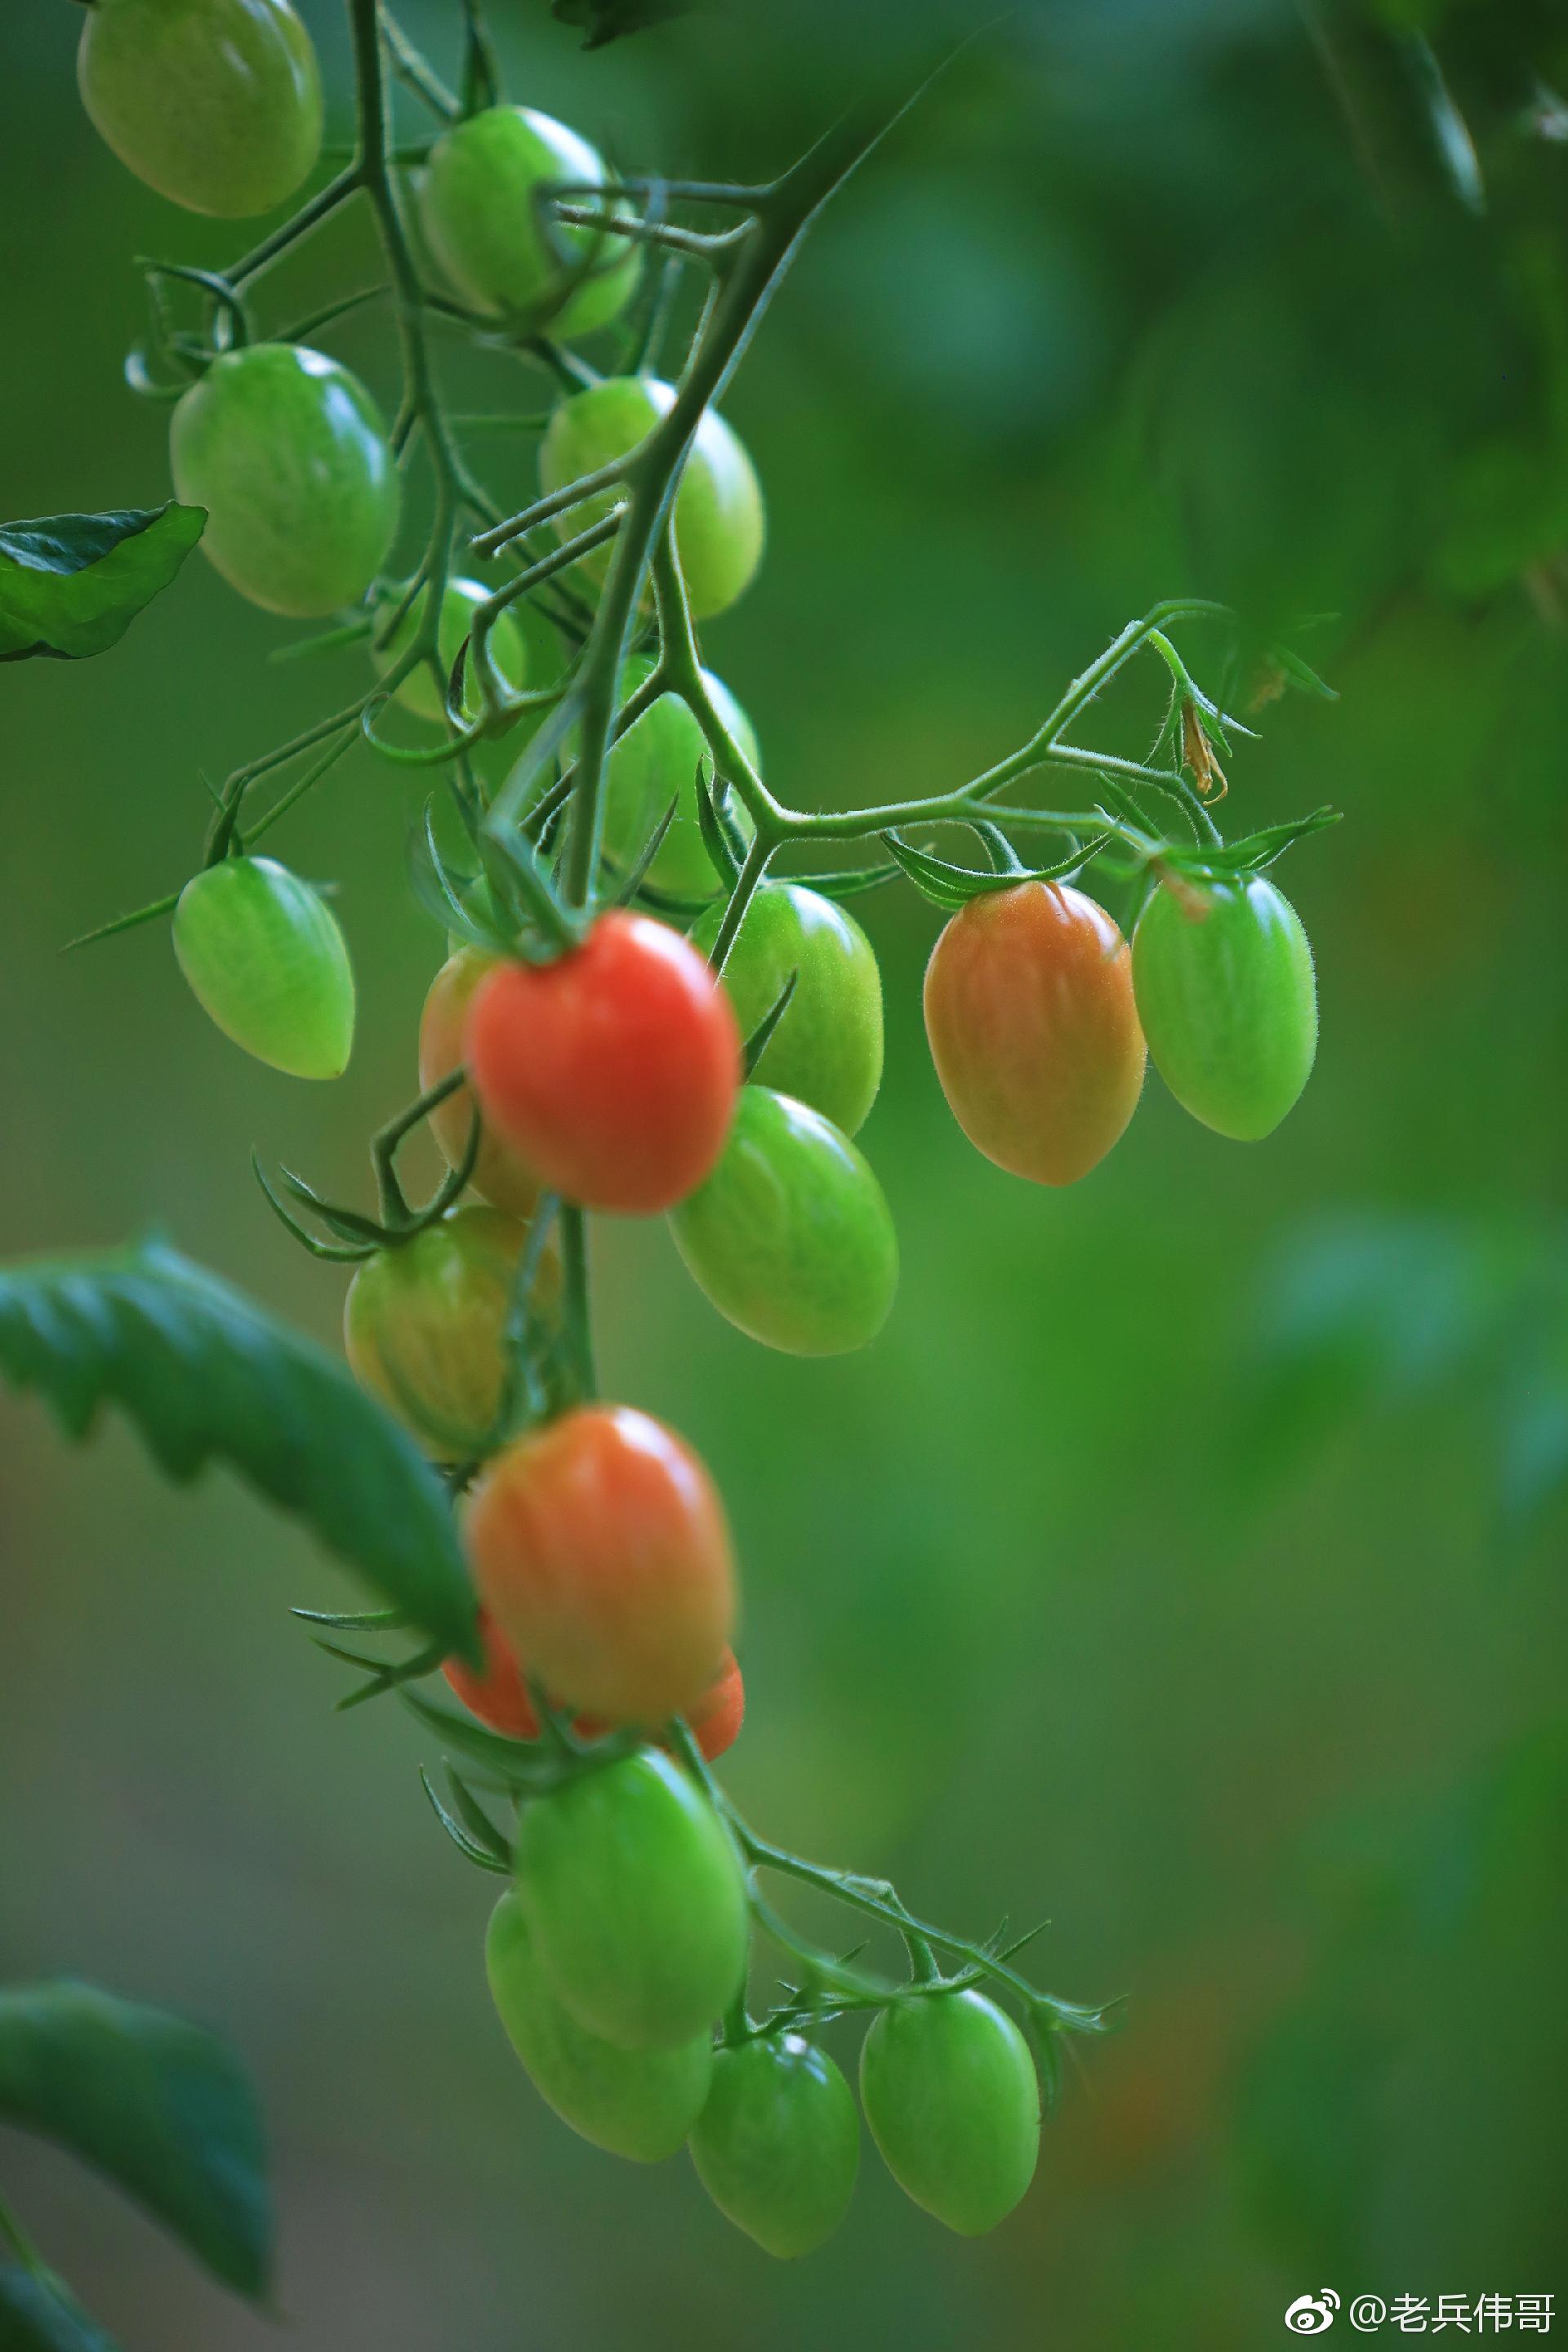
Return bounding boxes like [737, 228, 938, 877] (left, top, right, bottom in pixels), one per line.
[418, 949, 541, 1219]
[464, 1405, 736, 1725]
[464, 913, 741, 1215]
[922, 882, 1146, 1186]
[443, 1605, 745, 1760]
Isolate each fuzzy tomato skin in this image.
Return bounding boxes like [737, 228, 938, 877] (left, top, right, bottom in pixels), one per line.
[373, 577, 526, 728]
[465, 1405, 736, 1726]
[514, 1747, 748, 2050]
[859, 1989, 1040, 2236]
[419, 951, 541, 1219]
[343, 1206, 554, 1461]
[172, 855, 354, 1078]
[465, 914, 741, 1216]
[419, 107, 641, 337]
[78, 0, 322, 219]
[691, 883, 884, 1137]
[670, 1087, 898, 1356]
[486, 1891, 712, 2161]
[539, 377, 764, 619]
[689, 2033, 859, 2259]
[922, 882, 1145, 1186]
[171, 344, 399, 618]
[1131, 875, 1317, 1140]
[443, 1608, 746, 1762]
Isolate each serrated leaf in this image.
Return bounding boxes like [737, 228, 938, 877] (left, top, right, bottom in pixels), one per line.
[0, 1982, 270, 2298]
[0, 506, 204, 663]
[0, 1238, 478, 1659]
[0, 2267, 121, 2352]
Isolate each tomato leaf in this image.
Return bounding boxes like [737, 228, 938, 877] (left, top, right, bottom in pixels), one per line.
[0, 1238, 479, 1659]
[550, 0, 695, 49]
[0, 2268, 122, 2352]
[0, 1982, 270, 2298]
[0, 506, 204, 663]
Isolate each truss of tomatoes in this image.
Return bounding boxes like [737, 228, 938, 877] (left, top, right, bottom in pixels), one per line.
[83, 0, 1321, 2260]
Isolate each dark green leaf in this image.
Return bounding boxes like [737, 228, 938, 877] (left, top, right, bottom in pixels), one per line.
[0, 506, 204, 663]
[551, 0, 696, 49]
[0, 2267, 121, 2352]
[0, 1238, 478, 1659]
[0, 1983, 270, 2298]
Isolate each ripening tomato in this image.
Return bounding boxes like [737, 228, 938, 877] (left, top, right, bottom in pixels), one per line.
[170, 344, 399, 617]
[78, 0, 322, 219]
[172, 855, 354, 1078]
[923, 883, 1145, 1186]
[465, 1405, 736, 1726]
[443, 1606, 745, 1762]
[419, 106, 641, 337]
[465, 913, 741, 1216]
[539, 377, 764, 620]
[540, 654, 760, 902]
[670, 1087, 898, 1357]
[419, 951, 541, 1220]
[691, 883, 884, 1137]
[514, 1746, 748, 2050]
[689, 2033, 859, 2259]
[486, 1891, 712, 2162]
[1131, 875, 1318, 1140]
[343, 1206, 556, 1461]
[859, 1989, 1040, 2236]
[372, 577, 526, 728]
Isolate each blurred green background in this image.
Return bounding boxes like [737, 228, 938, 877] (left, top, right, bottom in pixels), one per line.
[2, 0, 1566, 2342]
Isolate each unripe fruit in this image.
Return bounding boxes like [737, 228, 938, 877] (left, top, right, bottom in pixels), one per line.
[372, 578, 526, 728]
[860, 1989, 1040, 2236]
[172, 856, 353, 1079]
[514, 1747, 749, 2050]
[690, 2034, 859, 2258]
[419, 107, 640, 337]
[691, 883, 884, 1138]
[1131, 875, 1317, 1139]
[419, 951, 541, 1220]
[465, 1405, 736, 1726]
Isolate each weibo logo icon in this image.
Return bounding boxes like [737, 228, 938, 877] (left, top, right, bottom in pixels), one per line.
[1285, 2292, 1341, 2334]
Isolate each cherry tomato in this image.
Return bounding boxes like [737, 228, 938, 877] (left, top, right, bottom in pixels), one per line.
[372, 577, 526, 728]
[691, 883, 884, 1137]
[465, 1405, 736, 1726]
[486, 1891, 712, 2162]
[1131, 874, 1317, 1140]
[419, 106, 641, 338]
[172, 855, 354, 1078]
[343, 1205, 557, 1462]
[465, 913, 741, 1216]
[419, 951, 541, 1220]
[551, 655, 759, 902]
[170, 343, 400, 618]
[689, 2032, 859, 2259]
[539, 377, 764, 620]
[443, 1607, 745, 1763]
[514, 1746, 748, 2050]
[923, 882, 1146, 1186]
[78, 0, 322, 219]
[859, 1989, 1040, 2236]
[670, 1087, 898, 1357]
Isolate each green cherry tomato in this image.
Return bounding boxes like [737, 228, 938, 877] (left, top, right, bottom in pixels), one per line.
[540, 377, 765, 620]
[691, 884, 884, 1136]
[172, 855, 354, 1079]
[514, 1748, 748, 2051]
[343, 1206, 555, 1460]
[419, 106, 641, 337]
[372, 578, 527, 728]
[78, 0, 322, 220]
[517, 655, 759, 901]
[171, 344, 400, 618]
[670, 1087, 898, 1357]
[859, 1989, 1040, 2237]
[1132, 875, 1318, 1141]
[689, 2033, 859, 2259]
[486, 1892, 711, 2163]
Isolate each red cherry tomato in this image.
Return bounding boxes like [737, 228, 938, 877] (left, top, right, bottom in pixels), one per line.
[465, 912, 741, 1215]
[923, 883, 1146, 1186]
[465, 1405, 737, 1725]
[443, 1606, 745, 1761]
